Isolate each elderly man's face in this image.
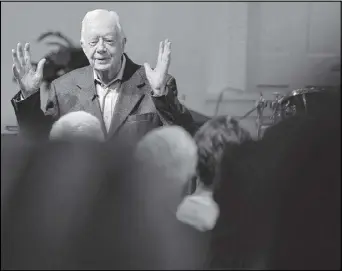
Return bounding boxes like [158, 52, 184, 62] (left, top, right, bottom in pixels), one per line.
[81, 17, 125, 72]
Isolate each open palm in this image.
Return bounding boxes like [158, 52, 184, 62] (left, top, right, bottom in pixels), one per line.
[144, 39, 171, 95]
[12, 43, 46, 98]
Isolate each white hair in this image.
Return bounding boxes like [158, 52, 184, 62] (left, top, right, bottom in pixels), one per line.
[135, 126, 198, 184]
[49, 111, 105, 142]
[80, 9, 126, 43]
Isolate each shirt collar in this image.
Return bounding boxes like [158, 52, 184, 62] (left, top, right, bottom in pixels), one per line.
[93, 54, 126, 87]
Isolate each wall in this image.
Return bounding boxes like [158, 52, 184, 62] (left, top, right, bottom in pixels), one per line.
[204, 2, 341, 136]
[205, 2, 341, 114]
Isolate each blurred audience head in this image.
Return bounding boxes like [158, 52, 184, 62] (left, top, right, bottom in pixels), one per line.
[49, 111, 105, 142]
[194, 115, 251, 189]
[134, 125, 198, 203]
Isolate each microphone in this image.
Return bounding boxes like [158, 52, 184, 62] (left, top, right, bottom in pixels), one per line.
[92, 94, 99, 101]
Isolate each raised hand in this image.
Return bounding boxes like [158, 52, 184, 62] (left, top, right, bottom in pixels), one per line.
[12, 43, 46, 98]
[144, 39, 171, 96]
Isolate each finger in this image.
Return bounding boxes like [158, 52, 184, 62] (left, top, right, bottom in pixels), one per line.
[17, 43, 25, 67]
[36, 58, 46, 79]
[163, 40, 171, 57]
[162, 42, 171, 72]
[158, 41, 164, 64]
[12, 64, 20, 80]
[164, 38, 170, 52]
[12, 49, 21, 72]
[24, 43, 32, 68]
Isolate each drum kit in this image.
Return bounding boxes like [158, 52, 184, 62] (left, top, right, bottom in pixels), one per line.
[241, 87, 329, 139]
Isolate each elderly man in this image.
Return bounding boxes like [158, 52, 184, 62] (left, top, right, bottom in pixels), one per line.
[10, 9, 194, 143]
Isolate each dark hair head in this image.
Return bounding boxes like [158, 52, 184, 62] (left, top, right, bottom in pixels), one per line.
[194, 115, 251, 188]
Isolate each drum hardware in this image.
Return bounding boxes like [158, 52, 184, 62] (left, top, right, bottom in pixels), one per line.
[255, 93, 269, 139]
[240, 91, 291, 139]
[244, 87, 325, 139]
[237, 92, 272, 139]
[216, 86, 326, 140]
[269, 92, 287, 125]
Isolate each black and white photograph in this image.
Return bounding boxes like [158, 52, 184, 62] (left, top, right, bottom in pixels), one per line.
[1, 1, 341, 270]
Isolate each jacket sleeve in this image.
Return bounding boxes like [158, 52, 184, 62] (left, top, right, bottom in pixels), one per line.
[11, 83, 59, 141]
[151, 76, 197, 135]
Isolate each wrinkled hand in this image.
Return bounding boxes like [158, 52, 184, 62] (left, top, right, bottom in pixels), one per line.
[144, 39, 171, 96]
[12, 42, 46, 98]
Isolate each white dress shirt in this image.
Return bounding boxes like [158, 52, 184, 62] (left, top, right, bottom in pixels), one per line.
[94, 55, 126, 132]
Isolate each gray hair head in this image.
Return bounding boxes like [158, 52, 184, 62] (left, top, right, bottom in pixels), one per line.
[135, 126, 197, 189]
[49, 111, 105, 142]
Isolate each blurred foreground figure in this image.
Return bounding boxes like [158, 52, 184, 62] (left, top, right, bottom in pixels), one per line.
[1, 139, 127, 269]
[3, 126, 207, 269]
[210, 89, 341, 270]
[1, 135, 33, 222]
[125, 125, 210, 269]
[3, 125, 199, 270]
[49, 111, 105, 142]
[176, 116, 252, 232]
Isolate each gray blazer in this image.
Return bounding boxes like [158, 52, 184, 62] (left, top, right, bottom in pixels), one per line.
[11, 54, 195, 143]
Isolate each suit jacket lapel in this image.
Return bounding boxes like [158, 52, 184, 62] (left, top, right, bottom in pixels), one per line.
[107, 55, 146, 138]
[75, 66, 107, 137]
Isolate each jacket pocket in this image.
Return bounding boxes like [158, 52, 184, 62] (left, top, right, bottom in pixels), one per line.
[125, 113, 156, 123]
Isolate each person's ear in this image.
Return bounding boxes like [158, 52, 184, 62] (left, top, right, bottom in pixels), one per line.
[122, 38, 127, 51]
[80, 40, 86, 54]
